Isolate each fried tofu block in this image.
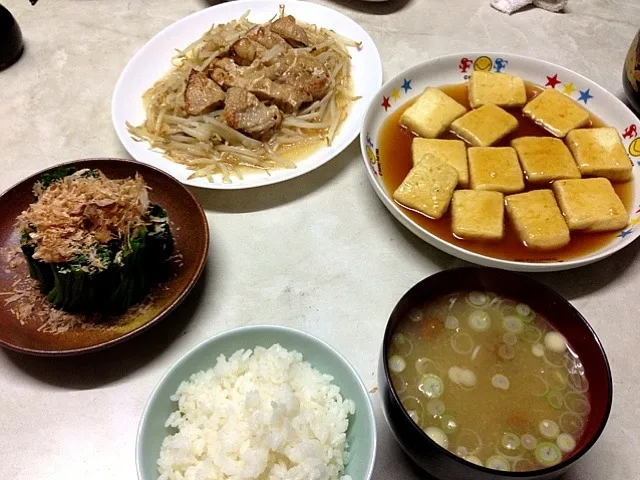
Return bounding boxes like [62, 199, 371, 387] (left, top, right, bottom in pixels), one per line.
[565, 128, 633, 182]
[393, 159, 459, 219]
[522, 88, 590, 138]
[451, 190, 505, 241]
[450, 104, 519, 147]
[468, 147, 525, 193]
[505, 190, 570, 250]
[468, 71, 527, 108]
[511, 137, 581, 184]
[400, 87, 467, 139]
[552, 178, 629, 232]
[412, 138, 469, 187]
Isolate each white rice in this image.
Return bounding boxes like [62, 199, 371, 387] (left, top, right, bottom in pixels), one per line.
[157, 344, 355, 480]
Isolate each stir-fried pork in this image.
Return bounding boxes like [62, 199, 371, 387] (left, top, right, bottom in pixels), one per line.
[223, 87, 283, 139]
[269, 15, 309, 47]
[184, 69, 226, 115]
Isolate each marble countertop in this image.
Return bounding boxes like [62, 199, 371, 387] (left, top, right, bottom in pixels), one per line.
[1, 0, 639, 479]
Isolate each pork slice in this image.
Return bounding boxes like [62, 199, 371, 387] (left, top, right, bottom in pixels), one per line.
[246, 26, 290, 50]
[229, 37, 267, 66]
[223, 87, 283, 139]
[269, 15, 309, 47]
[268, 51, 330, 100]
[210, 58, 312, 112]
[184, 69, 226, 116]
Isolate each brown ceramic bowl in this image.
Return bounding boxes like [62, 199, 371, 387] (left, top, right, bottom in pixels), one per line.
[0, 158, 209, 356]
[378, 267, 612, 480]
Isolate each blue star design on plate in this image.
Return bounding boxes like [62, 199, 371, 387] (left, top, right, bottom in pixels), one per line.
[366, 133, 373, 148]
[401, 78, 412, 93]
[578, 89, 593, 104]
[618, 229, 633, 239]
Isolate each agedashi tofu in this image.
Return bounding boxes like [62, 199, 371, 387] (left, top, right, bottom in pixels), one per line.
[552, 178, 629, 232]
[511, 137, 581, 184]
[565, 128, 633, 182]
[400, 87, 467, 138]
[451, 190, 505, 241]
[468, 71, 527, 108]
[468, 147, 525, 193]
[522, 88, 590, 138]
[412, 138, 469, 187]
[505, 190, 570, 250]
[393, 158, 459, 219]
[450, 104, 519, 147]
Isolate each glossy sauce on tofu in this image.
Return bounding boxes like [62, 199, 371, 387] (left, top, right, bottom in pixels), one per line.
[378, 82, 634, 262]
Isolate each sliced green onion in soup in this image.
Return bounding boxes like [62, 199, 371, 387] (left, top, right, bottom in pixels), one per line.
[502, 315, 524, 334]
[419, 374, 444, 398]
[388, 355, 406, 373]
[415, 357, 438, 375]
[451, 332, 474, 355]
[392, 333, 413, 356]
[440, 414, 458, 434]
[464, 455, 483, 466]
[499, 344, 516, 360]
[539, 419, 560, 439]
[535, 442, 562, 467]
[391, 375, 407, 394]
[547, 389, 564, 409]
[400, 396, 423, 425]
[467, 291, 489, 307]
[492, 374, 510, 390]
[408, 308, 423, 323]
[486, 455, 511, 471]
[532, 343, 545, 357]
[457, 429, 482, 455]
[427, 398, 446, 416]
[498, 299, 518, 317]
[521, 433, 538, 450]
[501, 432, 521, 451]
[468, 310, 491, 332]
[522, 326, 543, 343]
[565, 391, 591, 415]
[544, 350, 566, 368]
[471, 345, 481, 361]
[445, 315, 459, 330]
[567, 370, 589, 393]
[556, 433, 577, 453]
[544, 368, 567, 390]
[503, 332, 518, 346]
[516, 303, 531, 317]
[559, 412, 585, 436]
[424, 426, 449, 448]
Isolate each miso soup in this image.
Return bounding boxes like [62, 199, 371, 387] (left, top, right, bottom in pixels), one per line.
[387, 292, 591, 472]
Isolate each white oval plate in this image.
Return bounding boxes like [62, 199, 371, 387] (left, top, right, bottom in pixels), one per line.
[112, 0, 381, 190]
[361, 52, 640, 272]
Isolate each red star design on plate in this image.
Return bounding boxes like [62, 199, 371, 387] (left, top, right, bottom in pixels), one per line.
[545, 74, 561, 88]
[381, 96, 391, 111]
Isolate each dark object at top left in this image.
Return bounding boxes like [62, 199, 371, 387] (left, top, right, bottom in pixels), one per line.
[0, 5, 24, 71]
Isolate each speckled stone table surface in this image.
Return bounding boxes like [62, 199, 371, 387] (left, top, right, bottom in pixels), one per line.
[1, 0, 639, 479]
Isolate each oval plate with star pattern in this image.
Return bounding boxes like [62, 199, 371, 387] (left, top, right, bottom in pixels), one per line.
[361, 53, 640, 272]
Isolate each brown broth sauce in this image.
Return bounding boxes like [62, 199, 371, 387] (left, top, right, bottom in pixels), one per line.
[378, 83, 634, 263]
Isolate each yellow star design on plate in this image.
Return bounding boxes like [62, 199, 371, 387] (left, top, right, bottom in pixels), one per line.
[391, 88, 401, 101]
[562, 82, 577, 95]
[630, 217, 640, 227]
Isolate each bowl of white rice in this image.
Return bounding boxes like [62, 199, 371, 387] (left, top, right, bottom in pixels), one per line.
[137, 325, 377, 480]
